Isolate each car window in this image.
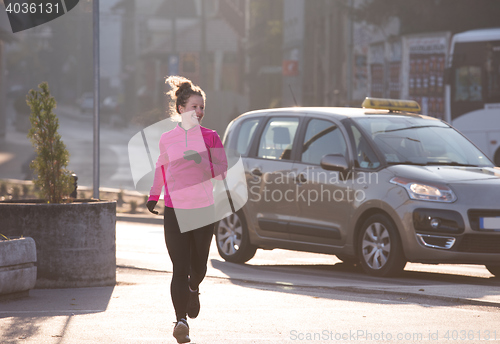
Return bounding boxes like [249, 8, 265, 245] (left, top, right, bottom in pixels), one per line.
[257, 117, 299, 160]
[354, 117, 492, 167]
[301, 119, 347, 165]
[349, 124, 380, 169]
[235, 118, 260, 156]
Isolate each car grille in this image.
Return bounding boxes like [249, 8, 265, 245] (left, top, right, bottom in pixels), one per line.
[457, 234, 500, 253]
[468, 210, 500, 231]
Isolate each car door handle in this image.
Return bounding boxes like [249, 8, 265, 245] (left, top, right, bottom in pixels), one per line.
[296, 173, 307, 183]
[251, 168, 263, 176]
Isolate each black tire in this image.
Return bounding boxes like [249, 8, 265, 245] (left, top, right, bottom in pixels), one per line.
[357, 214, 406, 277]
[485, 265, 500, 278]
[215, 210, 257, 264]
[335, 254, 359, 265]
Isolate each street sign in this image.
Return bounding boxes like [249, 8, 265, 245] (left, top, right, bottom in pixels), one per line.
[283, 60, 299, 76]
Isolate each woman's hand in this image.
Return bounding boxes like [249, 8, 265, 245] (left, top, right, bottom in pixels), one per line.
[146, 200, 159, 215]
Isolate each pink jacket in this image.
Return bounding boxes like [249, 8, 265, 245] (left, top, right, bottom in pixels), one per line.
[148, 124, 228, 209]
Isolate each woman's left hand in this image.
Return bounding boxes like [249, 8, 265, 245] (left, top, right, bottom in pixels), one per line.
[146, 200, 159, 215]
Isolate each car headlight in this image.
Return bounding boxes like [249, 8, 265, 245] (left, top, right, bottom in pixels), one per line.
[390, 177, 457, 203]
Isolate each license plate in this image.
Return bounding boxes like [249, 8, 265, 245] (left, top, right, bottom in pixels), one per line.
[479, 217, 500, 230]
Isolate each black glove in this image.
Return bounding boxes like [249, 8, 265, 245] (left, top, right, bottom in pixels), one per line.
[146, 200, 158, 215]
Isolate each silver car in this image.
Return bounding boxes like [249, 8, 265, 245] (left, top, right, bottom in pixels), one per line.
[214, 100, 500, 277]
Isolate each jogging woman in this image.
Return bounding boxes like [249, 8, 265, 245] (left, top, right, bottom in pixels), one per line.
[146, 76, 227, 343]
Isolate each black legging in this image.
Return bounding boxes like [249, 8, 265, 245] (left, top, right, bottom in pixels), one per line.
[163, 206, 215, 321]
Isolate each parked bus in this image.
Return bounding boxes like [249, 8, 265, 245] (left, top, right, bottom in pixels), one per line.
[445, 28, 500, 166]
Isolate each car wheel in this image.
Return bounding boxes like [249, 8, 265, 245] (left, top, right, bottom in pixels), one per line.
[216, 211, 257, 264]
[485, 265, 500, 278]
[357, 214, 406, 277]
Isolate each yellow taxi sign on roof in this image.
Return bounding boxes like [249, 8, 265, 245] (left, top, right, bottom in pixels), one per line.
[362, 97, 421, 113]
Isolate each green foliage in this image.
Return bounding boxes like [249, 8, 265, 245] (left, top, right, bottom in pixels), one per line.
[26, 82, 72, 203]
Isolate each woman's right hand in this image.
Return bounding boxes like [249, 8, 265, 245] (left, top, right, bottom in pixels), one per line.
[146, 200, 158, 215]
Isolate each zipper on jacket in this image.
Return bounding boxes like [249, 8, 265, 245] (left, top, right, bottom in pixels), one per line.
[185, 130, 188, 147]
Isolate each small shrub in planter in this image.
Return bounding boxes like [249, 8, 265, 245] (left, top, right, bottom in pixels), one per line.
[26, 82, 72, 203]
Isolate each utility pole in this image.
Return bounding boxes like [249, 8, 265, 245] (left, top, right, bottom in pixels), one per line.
[200, 0, 207, 88]
[347, 0, 354, 106]
[324, 1, 331, 106]
[93, 0, 100, 199]
[0, 40, 5, 139]
[244, 0, 250, 96]
[122, 0, 136, 122]
[171, 0, 176, 53]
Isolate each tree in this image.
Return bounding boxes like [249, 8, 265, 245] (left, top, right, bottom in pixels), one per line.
[27, 82, 73, 203]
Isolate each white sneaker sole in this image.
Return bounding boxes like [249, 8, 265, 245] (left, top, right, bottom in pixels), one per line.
[173, 322, 190, 343]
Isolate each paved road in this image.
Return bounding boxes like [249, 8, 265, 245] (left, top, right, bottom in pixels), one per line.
[1, 219, 500, 344]
[116, 219, 500, 306]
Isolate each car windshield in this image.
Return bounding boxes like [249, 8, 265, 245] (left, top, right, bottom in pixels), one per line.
[353, 116, 493, 167]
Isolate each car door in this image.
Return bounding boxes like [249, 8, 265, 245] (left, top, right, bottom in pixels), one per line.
[245, 115, 301, 240]
[289, 118, 355, 247]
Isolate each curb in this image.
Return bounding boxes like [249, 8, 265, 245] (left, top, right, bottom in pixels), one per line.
[333, 286, 500, 309]
[116, 213, 163, 225]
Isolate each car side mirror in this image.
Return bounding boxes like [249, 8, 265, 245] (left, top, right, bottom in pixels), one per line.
[320, 154, 350, 180]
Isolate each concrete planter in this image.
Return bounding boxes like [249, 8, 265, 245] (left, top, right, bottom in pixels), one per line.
[0, 200, 116, 288]
[0, 237, 37, 299]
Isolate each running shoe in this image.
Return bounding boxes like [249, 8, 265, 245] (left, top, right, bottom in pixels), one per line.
[173, 318, 190, 343]
[187, 289, 200, 319]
